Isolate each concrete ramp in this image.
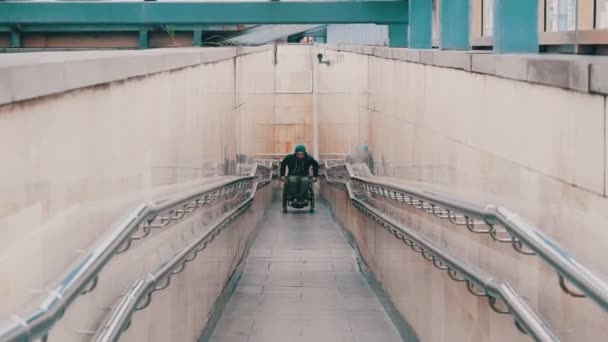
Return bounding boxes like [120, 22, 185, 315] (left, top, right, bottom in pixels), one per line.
[209, 201, 404, 342]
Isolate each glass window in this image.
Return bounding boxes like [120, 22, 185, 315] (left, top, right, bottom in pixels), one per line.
[597, 0, 608, 28]
[546, 0, 576, 32]
[482, 0, 493, 37]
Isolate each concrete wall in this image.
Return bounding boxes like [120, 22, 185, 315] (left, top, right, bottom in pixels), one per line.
[2, 44, 608, 341]
[321, 182, 528, 342]
[1, 50, 234, 315]
[0, 44, 333, 341]
[119, 187, 272, 342]
[320, 46, 608, 341]
[237, 44, 315, 156]
[0, 47, 275, 340]
[315, 48, 370, 156]
[237, 43, 371, 157]
[236, 44, 371, 158]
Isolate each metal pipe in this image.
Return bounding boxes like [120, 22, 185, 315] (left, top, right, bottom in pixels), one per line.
[324, 163, 608, 337]
[491, 282, 558, 341]
[496, 208, 608, 310]
[93, 179, 266, 342]
[0, 204, 151, 341]
[344, 170, 608, 312]
[0, 166, 271, 342]
[344, 182, 559, 341]
[327, 166, 558, 339]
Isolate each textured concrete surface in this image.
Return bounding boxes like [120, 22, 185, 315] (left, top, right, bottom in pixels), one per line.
[316, 46, 608, 340]
[3, 44, 607, 341]
[0, 46, 271, 105]
[0, 47, 275, 341]
[118, 187, 273, 342]
[236, 45, 316, 156]
[209, 200, 403, 342]
[0, 56, 240, 318]
[328, 44, 608, 95]
[321, 181, 532, 342]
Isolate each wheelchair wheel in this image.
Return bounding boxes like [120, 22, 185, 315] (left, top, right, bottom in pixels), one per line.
[282, 183, 288, 213]
[309, 185, 315, 213]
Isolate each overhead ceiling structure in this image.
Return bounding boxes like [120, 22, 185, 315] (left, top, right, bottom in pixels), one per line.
[0, 0, 556, 53]
[0, 1, 409, 25]
[0, 1, 409, 49]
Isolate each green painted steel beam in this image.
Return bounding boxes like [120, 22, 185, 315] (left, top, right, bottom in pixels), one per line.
[139, 30, 149, 49]
[0, 25, 245, 33]
[0, 2, 409, 25]
[389, 24, 408, 48]
[439, 0, 469, 50]
[493, 0, 538, 53]
[408, 0, 432, 49]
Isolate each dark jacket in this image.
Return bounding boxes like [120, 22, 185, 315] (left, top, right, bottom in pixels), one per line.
[280, 153, 319, 177]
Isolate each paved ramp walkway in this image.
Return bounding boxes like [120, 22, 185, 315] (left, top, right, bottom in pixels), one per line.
[209, 200, 403, 342]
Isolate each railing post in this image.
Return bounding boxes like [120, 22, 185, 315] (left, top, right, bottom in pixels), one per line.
[193, 30, 202, 47]
[138, 29, 149, 49]
[408, 0, 432, 48]
[439, 0, 470, 50]
[493, 0, 538, 53]
[389, 24, 408, 48]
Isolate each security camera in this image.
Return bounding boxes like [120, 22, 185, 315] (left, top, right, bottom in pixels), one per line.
[317, 53, 330, 65]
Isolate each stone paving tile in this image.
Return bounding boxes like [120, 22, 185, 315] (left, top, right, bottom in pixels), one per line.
[209, 201, 402, 342]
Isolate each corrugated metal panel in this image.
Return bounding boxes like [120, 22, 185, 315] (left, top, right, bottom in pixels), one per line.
[326, 24, 388, 46]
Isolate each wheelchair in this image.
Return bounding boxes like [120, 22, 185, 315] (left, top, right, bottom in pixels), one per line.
[281, 177, 315, 213]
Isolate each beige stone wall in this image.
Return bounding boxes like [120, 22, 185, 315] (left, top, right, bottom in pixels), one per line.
[321, 48, 608, 341]
[236, 44, 371, 158]
[321, 182, 529, 342]
[0, 48, 276, 341]
[315, 48, 370, 155]
[45, 184, 272, 342]
[0, 44, 312, 341]
[2, 44, 607, 341]
[117, 186, 272, 342]
[236, 45, 314, 156]
[0, 58, 235, 315]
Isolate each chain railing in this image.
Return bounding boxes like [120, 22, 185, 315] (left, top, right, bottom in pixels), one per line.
[0, 164, 272, 342]
[341, 165, 608, 312]
[324, 163, 564, 340]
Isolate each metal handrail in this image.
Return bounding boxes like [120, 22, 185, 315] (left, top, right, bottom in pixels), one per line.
[93, 186, 258, 342]
[342, 169, 608, 312]
[324, 164, 560, 340]
[0, 165, 269, 342]
[94, 166, 273, 341]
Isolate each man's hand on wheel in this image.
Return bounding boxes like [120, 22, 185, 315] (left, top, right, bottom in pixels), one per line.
[280, 176, 286, 182]
[312, 177, 318, 183]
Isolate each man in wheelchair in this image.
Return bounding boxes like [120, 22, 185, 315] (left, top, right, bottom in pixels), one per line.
[279, 144, 319, 212]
